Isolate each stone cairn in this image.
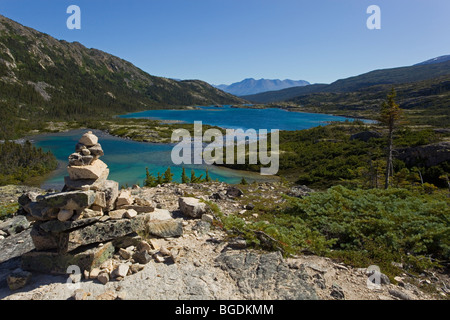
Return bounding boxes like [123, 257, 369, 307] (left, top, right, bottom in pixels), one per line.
[17, 131, 195, 286]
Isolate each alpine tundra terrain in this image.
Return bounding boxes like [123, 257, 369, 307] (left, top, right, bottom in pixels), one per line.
[0, 182, 448, 301]
[0, 130, 448, 301]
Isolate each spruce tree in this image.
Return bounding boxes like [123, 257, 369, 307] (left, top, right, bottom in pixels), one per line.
[156, 172, 163, 185]
[181, 167, 190, 183]
[144, 167, 156, 187]
[205, 168, 212, 182]
[378, 88, 403, 189]
[163, 167, 174, 183]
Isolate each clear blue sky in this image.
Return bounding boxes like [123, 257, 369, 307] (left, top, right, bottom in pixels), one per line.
[1, 0, 449, 85]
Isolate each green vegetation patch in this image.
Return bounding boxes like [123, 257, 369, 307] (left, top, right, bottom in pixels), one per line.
[211, 186, 449, 278]
[0, 140, 57, 186]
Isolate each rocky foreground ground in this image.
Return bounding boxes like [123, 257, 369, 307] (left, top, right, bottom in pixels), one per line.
[0, 182, 448, 301]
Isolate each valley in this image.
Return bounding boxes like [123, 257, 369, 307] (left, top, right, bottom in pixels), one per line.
[0, 9, 448, 302]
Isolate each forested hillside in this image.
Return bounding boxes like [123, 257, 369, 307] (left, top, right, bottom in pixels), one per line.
[0, 14, 245, 139]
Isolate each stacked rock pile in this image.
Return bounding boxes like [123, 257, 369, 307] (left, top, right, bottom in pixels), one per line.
[18, 131, 185, 277]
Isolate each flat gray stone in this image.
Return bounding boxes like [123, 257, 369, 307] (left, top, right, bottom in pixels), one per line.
[63, 168, 109, 191]
[146, 219, 183, 238]
[39, 217, 101, 234]
[23, 202, 59, 221]
[58, 213, 151, 253]
[39, 190, 96, 210]
[22, 241, 115, 274]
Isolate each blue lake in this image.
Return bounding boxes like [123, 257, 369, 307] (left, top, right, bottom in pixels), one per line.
[119, 105, 356, 131]
[34, 106, 366, 190]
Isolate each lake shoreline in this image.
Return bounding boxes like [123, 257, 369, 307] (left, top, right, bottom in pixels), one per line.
[17, 104, 375, 145]
[18, 105, 374, 189]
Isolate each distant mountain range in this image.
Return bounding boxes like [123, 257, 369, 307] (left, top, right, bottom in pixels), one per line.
[243, 56, 450, 127]
[214, 78, 310, 96]
[244, 57, 450, 103]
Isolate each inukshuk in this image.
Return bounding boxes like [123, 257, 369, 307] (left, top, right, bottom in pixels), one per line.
[21, 131, 157, 274]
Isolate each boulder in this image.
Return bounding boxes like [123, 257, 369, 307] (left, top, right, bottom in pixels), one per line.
[226, 186, 244, 198]
[118, 196, 155, 212]
[245, 203, 255, 210]
[0, 215, 30, 236]
[116, 190, 133, 207]
[97, 272, 109, 285]
[132, 250, 152, 264]
[134, 196, 154, 207]
[111, 264, 129, 278]
[68, 153, 84, 166]
[215, 251, 317, 300]
[7, 268, 32, 291]
[178, 197, 208, 218]
[350, 131, 382, 142]
[67, 159, 108, 181]
[388, 289, 412, 300]
[210, 192, 225, 200]
[79, 131, 98, 147]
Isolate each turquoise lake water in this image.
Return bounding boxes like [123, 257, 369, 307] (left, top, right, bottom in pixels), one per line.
[34, 106, 365, 190]
[33, 129, 277, 190]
